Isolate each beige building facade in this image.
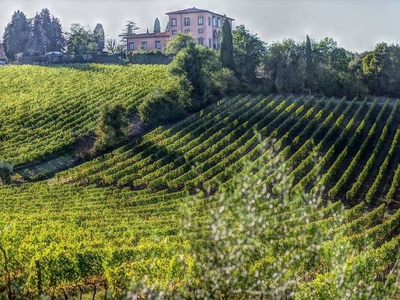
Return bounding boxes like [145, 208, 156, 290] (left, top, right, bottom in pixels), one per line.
[125, 7, 234, 52]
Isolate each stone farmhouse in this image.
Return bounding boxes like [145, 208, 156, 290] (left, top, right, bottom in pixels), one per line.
[124, 7, 234, 53]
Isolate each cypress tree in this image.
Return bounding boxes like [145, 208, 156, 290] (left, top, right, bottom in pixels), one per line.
[94, 23, 105, 52]
[154, 18, 161, 33]
[219, 18, 234, 70]
[306, 34, 313, 94]
[3, 10, 30, 60]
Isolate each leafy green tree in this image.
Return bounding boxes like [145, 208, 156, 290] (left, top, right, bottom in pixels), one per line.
[153, 18, 161, 33]
[164, 33, 195, 55]
[0, 160, 13, 185]
[232, 25, 266, 83]
[95, 103, 129, 151]
[2, 10, 30, 60]
[169, 42, 204, 104]
[138, 85, 185, 126]
[263, 39, 305, 93]
[168, 34, 232, 108]
[361, 42, 400, 96]
[331, 47, 349, 72]
[93, 23, 105, 52]
[219, 19, 234, 70]
[66, 23, 96, 54]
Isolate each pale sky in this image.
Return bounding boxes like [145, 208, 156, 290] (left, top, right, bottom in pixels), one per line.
[1, 0, 399, 53]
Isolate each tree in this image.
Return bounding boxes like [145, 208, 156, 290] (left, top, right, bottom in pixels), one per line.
[106, 38, 123, 54]
[138, 86, 185, 126]
[95, 103, 129, 151]
[119, 21, 140, 50]
[48, 16, 65, 52]
[93, 23, 105, 52]
[169, 42, 205, 104]
[169, 38, 229, 109]
[3, 10, 30, 60]
[164, 21, 169, 32]
[306, 34, 313, 93]
[26, 8, 65, 55]
[66, 23, 96, 54]
[27, 12, 50, 56]
[219, 19, 234, 70]
[232, 25, 266, 83]
[0, 160, 13, 185]
[164, 33, 195, 55]
[153, 18, 161, 33]
[263, 39, 305, 94]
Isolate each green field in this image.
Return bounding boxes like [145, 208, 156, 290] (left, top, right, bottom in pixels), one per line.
[0, 65, 400, 298]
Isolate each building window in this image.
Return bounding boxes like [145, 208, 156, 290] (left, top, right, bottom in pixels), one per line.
[184, 17, 190, 26]
[184, 29, 190, 34]
[198, 38, 204, 46]
[218, 18, 221, 27]
[128, 42, 134, 51]
[208, 17, 211, 25]
[198, 17, 204, 25]
[155, 41, 161, 49]
[171, 18, 177, 27]
[213, 16, 216, 27]
[141, 42, 147, 50]
[209, 38, 212, 48]
[172, 30, 177, 35]
[198, 28, 204, 34]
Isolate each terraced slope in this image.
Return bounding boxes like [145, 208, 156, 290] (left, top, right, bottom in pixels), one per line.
[0, 64, 174, 165]
[0, 94, 399, 298]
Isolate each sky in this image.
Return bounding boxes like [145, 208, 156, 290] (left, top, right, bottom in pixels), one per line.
[1, 0, 400, 53]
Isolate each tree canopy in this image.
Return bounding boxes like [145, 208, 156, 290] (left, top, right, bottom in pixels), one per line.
[3, 8, 65, 59]
[66, 23, 96, 54]
[93, 23, 105, 52]
[233, 25, 266, 83]
[219, 19, 234, 70]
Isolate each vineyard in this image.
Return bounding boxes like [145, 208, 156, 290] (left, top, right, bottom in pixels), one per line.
[0, 64, 174, 165]
[0, 65, 400, 298]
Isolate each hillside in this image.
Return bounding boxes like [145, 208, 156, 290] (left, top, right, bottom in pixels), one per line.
[0, 66, 400, 298]
[0, 64, 175, 165]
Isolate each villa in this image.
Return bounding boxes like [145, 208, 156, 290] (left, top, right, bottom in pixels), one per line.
[125, 7, 234, 53]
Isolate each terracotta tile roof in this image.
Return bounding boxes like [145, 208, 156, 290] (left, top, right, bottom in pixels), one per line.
[124, 32, 170, 39]
[165, 7, 234, 20]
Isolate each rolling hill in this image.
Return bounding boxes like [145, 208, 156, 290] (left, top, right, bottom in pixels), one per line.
[0, 65, 399, 298]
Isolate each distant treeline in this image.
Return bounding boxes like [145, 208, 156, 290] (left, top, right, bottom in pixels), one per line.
[260, 37, 400, 99]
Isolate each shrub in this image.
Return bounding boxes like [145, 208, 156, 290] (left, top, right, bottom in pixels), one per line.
[138, 86, 185, 126]
[0, 160, 13, 185]
[95, 103, 129, 151]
